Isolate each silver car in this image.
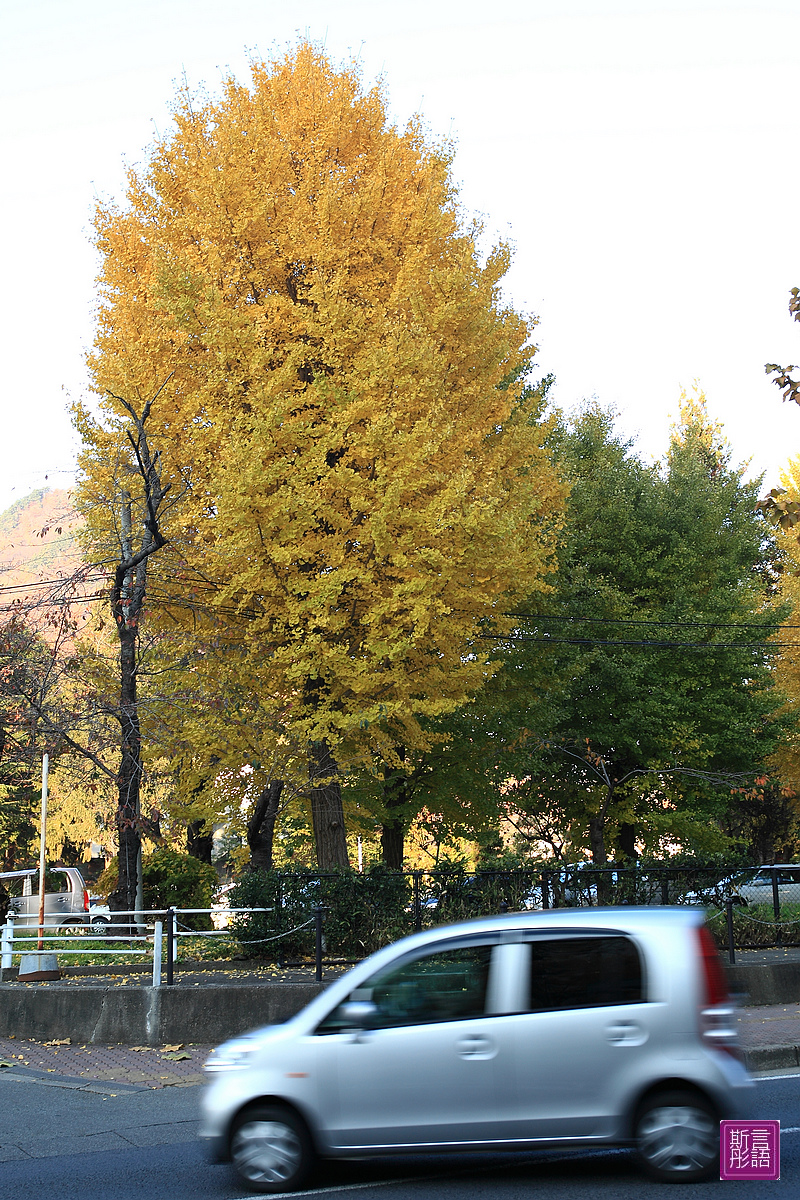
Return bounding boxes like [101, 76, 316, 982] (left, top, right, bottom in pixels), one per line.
[686, 865, 800, 909]
[1, 866, 90, 932]
[200, 907, 751, 1192]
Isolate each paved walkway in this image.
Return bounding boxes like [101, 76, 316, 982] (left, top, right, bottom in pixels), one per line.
[0, 1036, 211, 1090]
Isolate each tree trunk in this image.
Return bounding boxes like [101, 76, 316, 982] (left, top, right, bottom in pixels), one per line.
[588, 815, 607, 865]
[247, 780, 284, 870]
[381, 817, 404, 871]
[309, 740, 349, 868]
[617, 822, 637, 860]
[187, 819, 213, 864]
[111, 621, 141, 920]
[381, 752, 409, 869]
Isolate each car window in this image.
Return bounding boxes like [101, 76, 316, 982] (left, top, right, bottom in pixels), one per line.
[2, 870, 72, 897]
[318, 944, 494, 1032]
[527, 936, 643, 1012]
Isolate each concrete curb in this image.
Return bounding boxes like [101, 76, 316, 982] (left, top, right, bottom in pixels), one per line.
[743, 1044, 800, 1072]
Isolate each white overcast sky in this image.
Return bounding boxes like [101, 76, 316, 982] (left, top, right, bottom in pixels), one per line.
[2, 0, 800, 513]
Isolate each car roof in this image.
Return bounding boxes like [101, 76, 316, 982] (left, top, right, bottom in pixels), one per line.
[747, 864, 800, 869]
[372, 905, 704, 956]
[0, 866, 75, 880]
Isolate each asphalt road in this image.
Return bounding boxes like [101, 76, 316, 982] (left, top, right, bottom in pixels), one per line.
[0, 1070, 798, 1200]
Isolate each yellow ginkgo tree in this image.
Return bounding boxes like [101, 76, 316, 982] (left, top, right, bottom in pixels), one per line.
[75, 43, 565, 868]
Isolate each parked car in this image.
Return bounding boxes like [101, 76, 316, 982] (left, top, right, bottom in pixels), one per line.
[88, 898, 112, 935]
[212, 883, 236, 930]
[686, 865, 800, 908]
[0, 866, 89, 933]
[200, 906, 751, 1191]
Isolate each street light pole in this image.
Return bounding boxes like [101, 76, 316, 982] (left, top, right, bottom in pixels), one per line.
[36, 753, 49, 952]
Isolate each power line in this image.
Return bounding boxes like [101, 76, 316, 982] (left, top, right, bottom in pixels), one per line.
[500, 611, 786, 630]
[0, 576, 796, 648]
[478, 634, 787, 651]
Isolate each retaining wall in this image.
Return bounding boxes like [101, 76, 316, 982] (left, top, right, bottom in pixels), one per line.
[0, 960, 797, 1046]
[0, 982, 325, 1045]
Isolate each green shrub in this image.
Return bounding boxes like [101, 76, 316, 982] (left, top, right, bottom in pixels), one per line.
[95, 850, 217, 929]
[229, 865, 411, 961]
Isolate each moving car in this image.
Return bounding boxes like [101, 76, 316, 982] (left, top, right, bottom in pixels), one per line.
[0, 866, 89, 933]
[200, 906, 751, 1192]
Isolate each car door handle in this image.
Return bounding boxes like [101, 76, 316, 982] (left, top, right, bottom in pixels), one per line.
[456, 1034, 495, 1059]
[605, 1020, 647, 1046]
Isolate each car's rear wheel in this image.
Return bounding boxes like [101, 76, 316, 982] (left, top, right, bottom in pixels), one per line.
[634, 1088, 718, 1183]
[230, 1104, 314, 1193]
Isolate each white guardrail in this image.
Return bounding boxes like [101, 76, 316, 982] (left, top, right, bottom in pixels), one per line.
[0, 906, 275, 987]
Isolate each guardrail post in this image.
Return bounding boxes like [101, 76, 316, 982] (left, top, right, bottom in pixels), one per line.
[725, 898, 736, 965]
[413, 871, 422, 932]
[152, 919, 163, 987]
[315, 906, 324, 982]
[166, 907, 175, 986]
[1, 913, 14, 972]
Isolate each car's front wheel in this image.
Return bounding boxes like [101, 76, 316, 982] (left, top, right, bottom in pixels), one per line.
[634, 1088, 718, 1183]
[230, 1104, 314, 1193]
[90, 916, 110, 936]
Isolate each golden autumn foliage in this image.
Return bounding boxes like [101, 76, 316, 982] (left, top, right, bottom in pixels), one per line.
[770, 456, 800, 790]
[75, 45, 565, 857]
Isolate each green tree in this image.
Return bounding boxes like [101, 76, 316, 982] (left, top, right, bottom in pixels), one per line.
[417, 394, 792, 865]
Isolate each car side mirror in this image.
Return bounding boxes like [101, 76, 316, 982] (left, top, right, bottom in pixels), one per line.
[338, 1001, 378, 1031]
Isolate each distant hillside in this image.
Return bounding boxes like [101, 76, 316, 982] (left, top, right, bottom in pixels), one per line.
[0, 488, 84, 603]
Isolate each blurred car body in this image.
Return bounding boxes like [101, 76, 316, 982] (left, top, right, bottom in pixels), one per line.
[0, 866, 89, 932]
[200, 906, 750, 1192]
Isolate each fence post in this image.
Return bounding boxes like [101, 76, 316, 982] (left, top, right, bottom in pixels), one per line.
[166, 908, 175, 986]
[660, 874, 670, 906]
[725, 898, 736, 965]
[152, 919, 163, 988]
[413, 871, 422, 932]
[277, 876, 285, 969]
[770, 866, 782, 946]
[541, 871, 550, 910]
[1, 913, 14, 972]
[315, 906, 324, 983]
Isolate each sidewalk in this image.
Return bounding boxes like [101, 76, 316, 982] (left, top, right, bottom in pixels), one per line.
[0, 1036, 211, 1090]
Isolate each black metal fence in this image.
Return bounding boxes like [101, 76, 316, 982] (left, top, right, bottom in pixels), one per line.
[229, 863, 800, 964]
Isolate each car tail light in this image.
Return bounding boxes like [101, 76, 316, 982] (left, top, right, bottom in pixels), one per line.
[697, 923, 741, 1060]
[83, 888, 90, 912]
